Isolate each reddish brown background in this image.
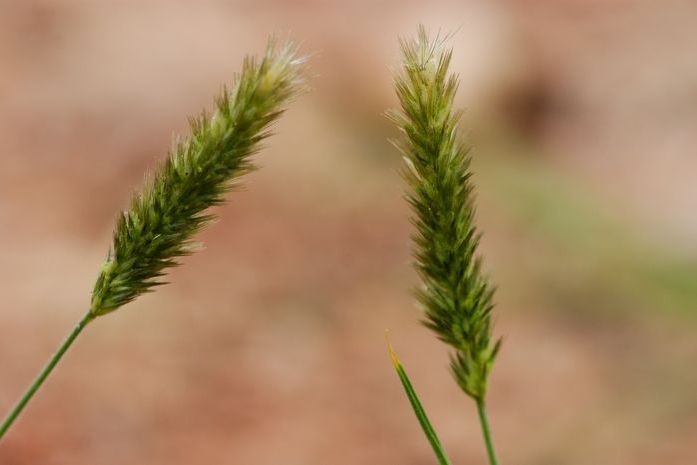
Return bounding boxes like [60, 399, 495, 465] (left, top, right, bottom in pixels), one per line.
[1, 1, 696, 464]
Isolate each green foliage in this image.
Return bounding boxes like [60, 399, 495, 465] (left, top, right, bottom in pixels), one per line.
[387, 337, 452, 465]
[90, 40, 305, 317]
[389, 27, 500, 402]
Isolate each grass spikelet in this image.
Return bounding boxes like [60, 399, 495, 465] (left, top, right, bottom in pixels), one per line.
[91, 39, 306, 316]
[0, 38, 306, 441]
[389, 26, 502, 465]
[390, 25, 500, 403]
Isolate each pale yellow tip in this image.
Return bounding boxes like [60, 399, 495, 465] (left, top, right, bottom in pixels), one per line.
[384, 329, 401, 368]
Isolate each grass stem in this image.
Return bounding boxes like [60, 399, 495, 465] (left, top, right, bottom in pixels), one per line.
[476, 398, 500, 465]
[0, 312, 93, 440]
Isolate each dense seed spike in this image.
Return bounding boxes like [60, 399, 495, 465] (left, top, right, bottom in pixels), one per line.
[90, 40, 306, 317]
[391, 27, 500, 401]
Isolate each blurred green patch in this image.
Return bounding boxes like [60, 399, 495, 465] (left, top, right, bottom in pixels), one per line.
[476, 135, 697, 321]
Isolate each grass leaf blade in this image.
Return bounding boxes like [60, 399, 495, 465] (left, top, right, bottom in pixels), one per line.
[387, 336, 452, 465]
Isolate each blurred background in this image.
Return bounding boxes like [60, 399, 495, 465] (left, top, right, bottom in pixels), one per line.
[1, 0, 696, 464]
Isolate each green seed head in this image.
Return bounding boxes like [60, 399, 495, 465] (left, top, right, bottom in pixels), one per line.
[391, 27, 501, 401]
[90, 40, 306, 317]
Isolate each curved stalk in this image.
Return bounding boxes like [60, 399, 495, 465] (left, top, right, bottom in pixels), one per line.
[0, 312, 93, 440]
[476, 399, 500, 465]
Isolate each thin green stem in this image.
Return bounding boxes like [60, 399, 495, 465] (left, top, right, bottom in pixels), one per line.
[476, 398, 500, 465]
[0, 311, 94, 440]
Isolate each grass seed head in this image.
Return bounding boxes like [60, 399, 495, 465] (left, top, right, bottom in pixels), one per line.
[391, 26, 500, 401]
[90, 39, 306, 317]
